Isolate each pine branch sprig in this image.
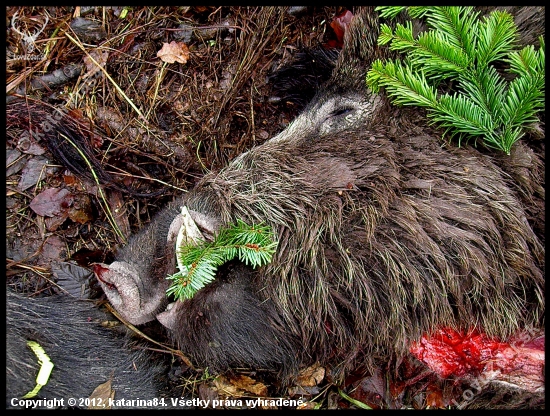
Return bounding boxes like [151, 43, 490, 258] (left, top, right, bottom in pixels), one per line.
[166, 219, 278, 301]
[367, 6, 545, 155]
[367, 60, 438, 108]
[475, 10, 517, 66]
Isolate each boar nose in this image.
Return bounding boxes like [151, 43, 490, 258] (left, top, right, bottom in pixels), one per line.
[93, 261, 168, 326]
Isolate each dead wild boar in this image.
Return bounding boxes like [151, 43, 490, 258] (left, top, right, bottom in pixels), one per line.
[93, 6, 544, 396]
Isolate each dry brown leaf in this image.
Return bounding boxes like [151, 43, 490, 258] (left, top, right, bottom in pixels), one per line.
[83, 49, 109, 79]
[230, 374, 268, 396]
[68, 193, 94, 224]
[213, 374, 268, 398]
[295, 363, 325, 387]
[88, 379, 115, 409]
[157, 41, 190, 64]
[213, 375, 239, 398]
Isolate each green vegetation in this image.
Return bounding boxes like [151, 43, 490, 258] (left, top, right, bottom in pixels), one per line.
[166, 219, 278, 300]
[366, 6, 545, 154]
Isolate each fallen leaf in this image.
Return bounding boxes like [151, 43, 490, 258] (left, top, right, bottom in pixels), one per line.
[40, 235, 66, 262]
[18, 156, 49, 191]
[83, 49, 109, 79]
[68, 193, 94, 224]
[6, 149, 26, 177]
[29, 187, 73, 217]
[296, 363, 325, 387]
[108, 190, 130, 240]
[70, 17, 107, 43]
[17, 133, 47, 155]
[44, 215, 69, 232]
[88, 379, 114, 409]
[51, 261, 94, 298]
[230, 374, 268, 396]
[213, 374, 268, 398]
[157, 41, 190, 64]
[350, 368, 387, 409]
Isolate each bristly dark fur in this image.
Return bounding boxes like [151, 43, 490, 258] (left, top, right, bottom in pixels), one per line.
[180, 113, 544, 379]
[164, 6, 545, 382]
[93, 6, 544, 405]
[268, 45, 340, 110]
[6, 291, 171, 409]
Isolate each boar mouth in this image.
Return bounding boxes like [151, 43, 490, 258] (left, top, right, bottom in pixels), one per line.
[186, 208, 222, 242]
[163, 207, 257, 331]
[157, 260, 254, 331]
[167, 205, 225, 300]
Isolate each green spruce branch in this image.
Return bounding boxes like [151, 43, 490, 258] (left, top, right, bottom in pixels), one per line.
[366, 6, 545, 154]
[166, 219, 278, 301]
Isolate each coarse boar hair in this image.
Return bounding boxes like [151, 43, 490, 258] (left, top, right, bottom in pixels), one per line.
[5, 291, 176, 409]
[93, 6, 545, 387]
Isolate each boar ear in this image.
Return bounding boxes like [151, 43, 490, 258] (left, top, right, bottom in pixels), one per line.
[93, 261, 168, 325]
[331, 7, 406, 90]
[330, 6, 380, 89]
[338, 7, 380, 64]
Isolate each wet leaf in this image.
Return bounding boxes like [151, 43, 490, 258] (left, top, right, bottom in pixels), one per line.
[286, 385, 320, 397]
[6, 149, 26, 177]
[330, 10, 354, 47]
[44, 215, 69, 232]
[40, 235, 66, 262]
[51, 261, 94, 298]
[351, 368, 387, 409]
[29, 188, 70, 216]
[18, 156, 49, 191]
[17, 134, 46, 155]
[29, 187, 73, 217]
[83, 49, 109, 79]
[157, 41, 190, 64]
[88, 379, 114, 409]
[296, 401, 321, 410]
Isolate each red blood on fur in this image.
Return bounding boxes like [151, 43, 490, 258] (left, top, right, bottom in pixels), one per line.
[410, 327, 545, 392]
[410, 328, 505, 378]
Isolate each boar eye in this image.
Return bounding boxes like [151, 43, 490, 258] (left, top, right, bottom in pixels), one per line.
[331, 107, 354, 117]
